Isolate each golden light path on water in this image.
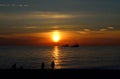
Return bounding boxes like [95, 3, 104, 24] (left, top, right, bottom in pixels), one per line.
[52, 46, 62, 69]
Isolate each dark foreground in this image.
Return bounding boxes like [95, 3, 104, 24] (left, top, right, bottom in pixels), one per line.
[0, 69, 120, 79]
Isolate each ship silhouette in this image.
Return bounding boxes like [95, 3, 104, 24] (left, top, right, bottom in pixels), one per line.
[71, 44, 79, 47]
[62, 44, 69, 47]
[62, 44, 79, 47]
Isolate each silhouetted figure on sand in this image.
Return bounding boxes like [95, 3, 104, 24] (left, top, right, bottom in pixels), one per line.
[51, 61, 55, 69]
[11, 63, 17, 69]
[20, 66, 23, 69]
[41, 62, 45, 69]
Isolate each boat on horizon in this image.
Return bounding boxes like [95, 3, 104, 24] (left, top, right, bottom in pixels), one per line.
[62, 44, 69, 47]
[71, 44, 79, 47]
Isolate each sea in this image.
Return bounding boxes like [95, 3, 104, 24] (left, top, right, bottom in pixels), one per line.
[0, 46, 120, 69]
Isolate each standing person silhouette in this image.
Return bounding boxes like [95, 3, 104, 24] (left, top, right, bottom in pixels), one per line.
[20, 65, 23, 69]
[51, 61, 55, 70]
[41, 62, 45, 69]
[11, 63, 17, 69]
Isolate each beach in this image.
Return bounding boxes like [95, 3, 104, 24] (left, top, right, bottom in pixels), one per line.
[0, 69, 120, 79]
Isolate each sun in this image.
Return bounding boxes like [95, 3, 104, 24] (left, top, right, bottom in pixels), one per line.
[52, 31, 60, 42]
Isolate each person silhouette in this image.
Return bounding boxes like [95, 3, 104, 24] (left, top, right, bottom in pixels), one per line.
[41, 62, 45, 69]
[51, 61, 55, 70]
[11, 63, 17, 69]
[20, 65, 23, 69]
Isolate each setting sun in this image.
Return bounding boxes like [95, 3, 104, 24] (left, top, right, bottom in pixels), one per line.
[52, 31, 60, 42]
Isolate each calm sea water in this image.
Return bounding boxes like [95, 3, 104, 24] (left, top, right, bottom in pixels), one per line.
[0, 46, 120, 69]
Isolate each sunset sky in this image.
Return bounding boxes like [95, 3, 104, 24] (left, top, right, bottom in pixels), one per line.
[0, 0, 120, 46]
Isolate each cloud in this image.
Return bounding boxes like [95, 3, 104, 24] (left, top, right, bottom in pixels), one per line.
[0, 11, 94, 20]
[84, 29, 91, 32]
[100, 28, 107, 31]
[0, 10, 120, 27]
[23, 26, 38, 29]
[107, 26, 114, 30]
[0, 12, 72, 20]
[100, 26, 115, 31]
[0, 4, 29, 7]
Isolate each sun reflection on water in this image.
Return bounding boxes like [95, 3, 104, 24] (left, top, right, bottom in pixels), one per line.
[52, 46, 62, 69]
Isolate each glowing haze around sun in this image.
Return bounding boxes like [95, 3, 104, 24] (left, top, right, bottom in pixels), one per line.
[52, 31, 60, 42]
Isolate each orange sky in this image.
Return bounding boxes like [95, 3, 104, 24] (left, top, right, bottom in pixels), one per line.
[0, 29, 120, 46]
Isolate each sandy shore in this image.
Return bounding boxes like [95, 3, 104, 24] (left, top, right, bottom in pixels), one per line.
[0, 69, 120, 79]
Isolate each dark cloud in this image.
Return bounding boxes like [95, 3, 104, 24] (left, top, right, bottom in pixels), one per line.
[0, 0, 120, 34]
[0, 0, 120, 13]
